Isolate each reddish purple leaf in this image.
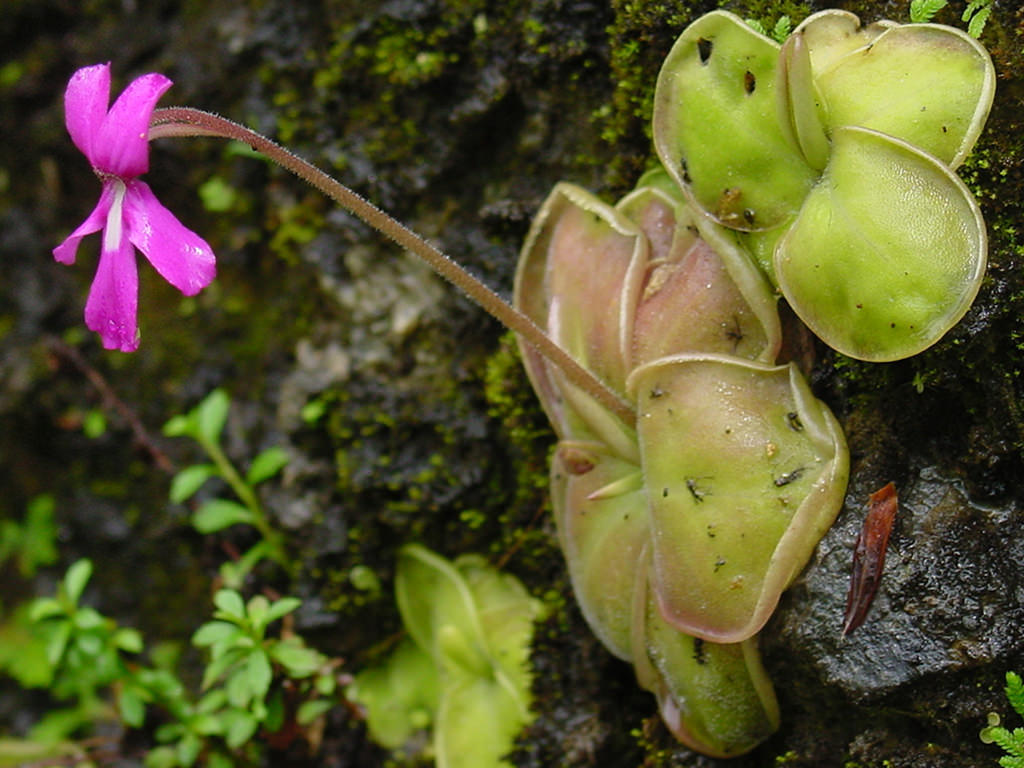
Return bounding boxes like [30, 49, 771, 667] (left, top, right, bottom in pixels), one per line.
[843, 482, 898, 635]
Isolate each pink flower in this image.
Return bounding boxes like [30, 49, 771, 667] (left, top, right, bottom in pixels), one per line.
[53, 63, 216, 352]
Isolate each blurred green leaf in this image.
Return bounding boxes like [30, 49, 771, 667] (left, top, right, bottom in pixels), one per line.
[269, 641, 321, 678]
[192, 621, 238, 649]
[212, 590, 246, 622]
[193, 500, 253, 534]
[297, 698, 332, 725]
[170, 464, 218, 504]
[245, 595, 270, 633]
[264, 597, 301, 626]
[162, 414, 194, 439]
[245, 447, 289, 485]
[28, 598, 64, 623]
[143, 745, 178, 768]
[114, 627, 144, 654]
[196, 389, 230, 446]
[246, 648, 273, 702]
[63, 559, 93, 606]
[119, 686, 146, 728]
[222, 709, 258, 749]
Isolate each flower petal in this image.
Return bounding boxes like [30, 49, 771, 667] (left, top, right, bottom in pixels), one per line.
[52, 182, 115, 265]
[84, 222, 140, 352]
[64, 63, 111, 163]
[123, 180, 216, 295]
[92, 73, 172, 177]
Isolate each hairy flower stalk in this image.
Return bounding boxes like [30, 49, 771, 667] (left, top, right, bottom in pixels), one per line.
[146, 107, 634, 423]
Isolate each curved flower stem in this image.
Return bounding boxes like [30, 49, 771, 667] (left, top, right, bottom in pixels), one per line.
[149, 107, 634, 425]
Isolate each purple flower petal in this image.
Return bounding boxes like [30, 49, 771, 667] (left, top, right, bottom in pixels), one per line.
[123, 180, 216, 295]
[92, 73, 172, 178]
[84, 218, 140, 352]
[52, 181, 116, 264]
[64, 63, 111, 163]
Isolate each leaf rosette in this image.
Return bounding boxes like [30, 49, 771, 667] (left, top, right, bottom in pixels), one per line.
[515, 175, 848, 754]
[653, 10, 994, 361]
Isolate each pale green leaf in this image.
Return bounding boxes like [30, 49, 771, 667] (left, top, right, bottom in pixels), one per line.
[170, 464, 218, 503]
[193, 499, 254, 533]
[196, 389, 230, 445]
[245, 446, 289, 485]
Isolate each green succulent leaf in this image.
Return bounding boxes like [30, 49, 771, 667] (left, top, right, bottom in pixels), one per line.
[549, 440, 647, 660]
[263, 596, 302, 626]
[774, 126, 986, 361]
[513, 183, 643, 460]
[627, 355, 848, 642]
[633, 572, 779, 759]
[808, 20, 994, 167]
[246, 648, 273, 702]
[617, 182, 780, 366]
[653, 11, 816, 230]
[269, 639, 322, 677]
[212, 590, 247, 622]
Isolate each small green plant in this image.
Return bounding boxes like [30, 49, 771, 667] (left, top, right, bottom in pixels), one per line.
[980, 671, 1024, 767]
[148, 589, 337, 768]
[909, 0, 949, 24]
[163, 389, 291, 588]
[27, 559, 146, 739]
[746, 15, 792, 43]
[0, 494, 59, 578]
[909, 0, 990, 37]
[8, 560, 339, 767]
[962, 0, 993, 38]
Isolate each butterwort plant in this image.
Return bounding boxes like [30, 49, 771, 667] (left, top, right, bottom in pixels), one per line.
[50, 8, 994, 756]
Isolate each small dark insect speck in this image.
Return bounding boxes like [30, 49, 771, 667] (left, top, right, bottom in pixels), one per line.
[743, 70, 756, 94]
[724, 315, 744, 349]
[714, 557, 726, 572]
[650, 386, 664, 399]
[693, 637, 707, 665]
[697, 37, 713, 64]
[786, 412, 803, 432]
[773, 467, 805, 487]
[686, 477, 709, 503]
[663, 487, 669, 498]
[743, 208, 755, 225]
[680, 157, 691, 183]
[942, 125, 948, 133]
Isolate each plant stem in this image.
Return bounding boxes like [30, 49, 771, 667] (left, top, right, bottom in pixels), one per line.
[149, 107, 635, 425]
[200, 436, 286, 564]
